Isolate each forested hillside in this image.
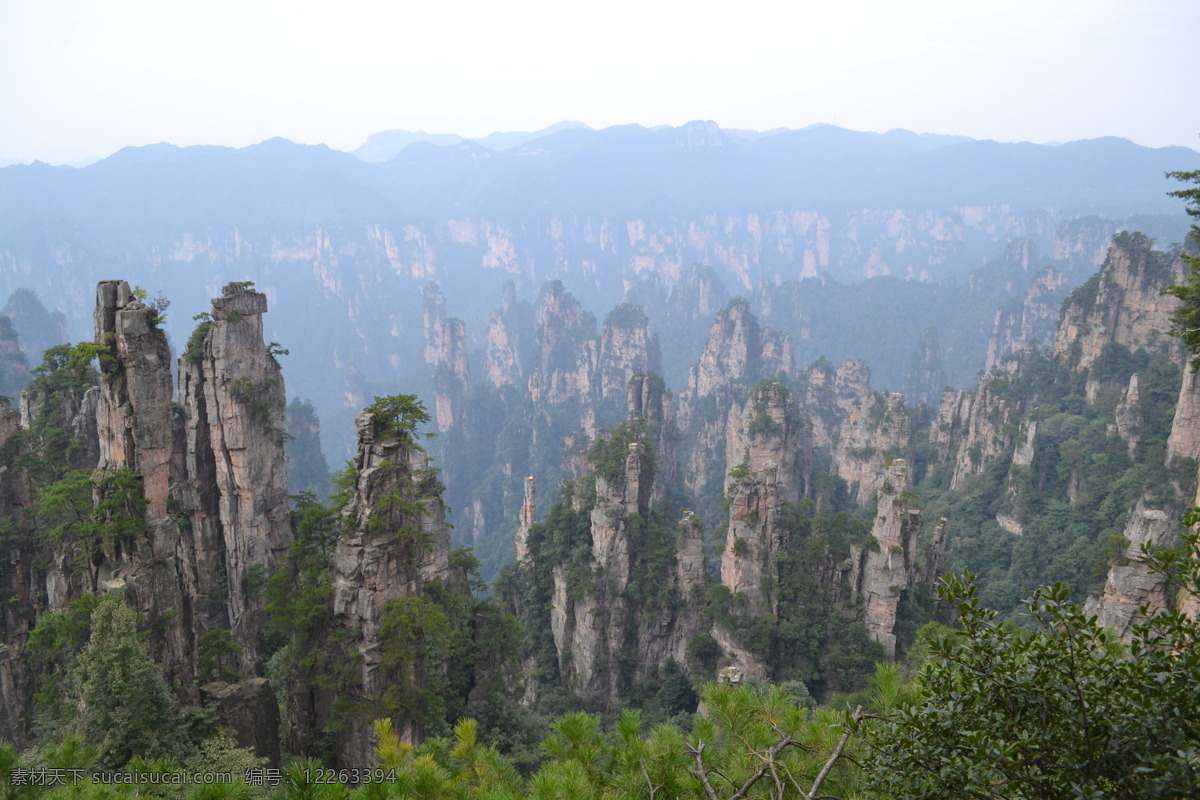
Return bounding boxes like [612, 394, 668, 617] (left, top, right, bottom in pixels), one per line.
[0, 159, 1199, 799]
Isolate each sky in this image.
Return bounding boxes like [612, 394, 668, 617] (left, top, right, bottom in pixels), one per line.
[2, 0, 1198, 165]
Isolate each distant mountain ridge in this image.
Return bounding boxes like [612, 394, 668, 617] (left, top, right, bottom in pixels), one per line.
[349, 119, 1092, 163]
[0, 119, 1194, 462]
[352, 120, 592, 161]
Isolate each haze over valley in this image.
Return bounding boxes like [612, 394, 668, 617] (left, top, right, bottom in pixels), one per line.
[3, 1, 1200, 794]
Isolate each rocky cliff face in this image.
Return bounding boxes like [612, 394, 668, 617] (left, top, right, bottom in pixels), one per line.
[848, 460, 924, 659]
[422, 283, 470, 431]
[514, 475, 536, 563]
[528, 282, 599, 433]
[0, 397, 32, 746]
[329, 410, 452, 763]
[1167, 364, 1200, 463]
[719, 381, 806, 615]
[1085, 501, 1178, 640]
[535, 423, 706, 708]
[432, 318, 469, 431]
[984, 268, 1068, 373]
[92, 281, 190, 678]
[484, 283, 530, 390]
[0, 281, 290, 756]
[0, 316, 27, 397]
[1052, 233, 1182, 372]
[682, 298, 791, 413]
[679, 300, 799, 502]
[627, 372, 677, 502]
[1113, 374, 1143, 458]
[944, 379, 1018, 490]
[597, 304, 659, 403]
[902, 327, 945, 407]
[175, 282, 292, 675]
[827, 361, 911, 505]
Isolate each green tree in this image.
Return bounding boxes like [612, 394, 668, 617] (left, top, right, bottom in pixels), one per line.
[862, 533, 1200, 799]
[71, 596, 185, 769]
[1166, 169, 1200, 365]
[377, 595, 454, 736]
[36, 468, 148, 591]
[364, 394, 431, 440]
[196, 628, 244, 684]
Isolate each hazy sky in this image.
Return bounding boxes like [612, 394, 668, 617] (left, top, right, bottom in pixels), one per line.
[2, 0, 1198, 164]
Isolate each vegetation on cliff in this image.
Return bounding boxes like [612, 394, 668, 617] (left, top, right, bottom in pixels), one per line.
[5, 170, 1200, 796]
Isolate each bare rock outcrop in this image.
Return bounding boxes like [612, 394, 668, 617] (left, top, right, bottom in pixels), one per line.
[720, 382, 805, 614]
[984, 268, 1068, 373]
[0, 397, 34, 746]
[514, 475, 536, 563]
[902, 326, 945, 408]
[484, 282, 531, 390]
[541, 426, 706, 708]
[1052, 233, 1182, 373]
[597, 303, 660, 403]
[830, 362, 911, 505]
[1167, 364, 1200, 462]
[0, 316, 28, 397]
[628, 372, 677, 502]
[848, 460, 923, 659]
[682, 298, 791, 421]
[422, 283, 470, 431]
[529, 281, 598, 409]
[170, 283, 294, 690]
[91, 281, 192, 678]
[175, 282, 292, 673]
[1085, 501, 1178, 640]
[1113, 374, 1143, 458]
[947, 379, 1017, 490]
[329, 410, 451, 764]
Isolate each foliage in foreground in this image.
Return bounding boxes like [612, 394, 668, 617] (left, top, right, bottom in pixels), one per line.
[7, 522, 1200, 799]
[862, 528, 1200, 799]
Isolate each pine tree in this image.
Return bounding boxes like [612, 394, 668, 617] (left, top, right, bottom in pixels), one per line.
[71, 597, 185, 769]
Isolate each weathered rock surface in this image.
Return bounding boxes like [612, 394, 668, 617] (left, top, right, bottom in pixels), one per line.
[541, 427, 706, 708]
[199, 678, 282, 765]
[683, 298, 791, 413]
[1, 280, 292, 753]
[432, 317, 469, 431]
[484, 282, 530, 390]
[328, 410, 451, 763]
[984, 267, 1067, 373]
[720, 381, 806, 613]
[902, 326, 945, 407]
[946, 379, 1017, 490]
[829, 362, 911, 505]
[423, 281, 470, 430]
[628, 373, 677, 502]
[529, 281, 598, 414]
[597, 303, 659, 403]
[92, 281, 191, 678]
[848, 460, 924, 659]
[1085, 501, 1177, 640]
[1052, 233, 1182, 372]
[514, 475, 536, 563]
[1167, 364, 1200, 462]
[176, 282, 292, 674]
[0, 316, 27, 397]
[1113, 373, 1143, 458]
